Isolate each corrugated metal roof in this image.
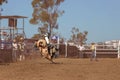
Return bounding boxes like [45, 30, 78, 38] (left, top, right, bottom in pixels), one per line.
[0, 15, 27, 19]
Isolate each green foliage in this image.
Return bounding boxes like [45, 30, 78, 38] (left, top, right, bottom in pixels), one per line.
[38, 24, 48, 34]
[70, 27, 88, 45]
[0, 0, 7, 5]
[30, 0, 64, 37]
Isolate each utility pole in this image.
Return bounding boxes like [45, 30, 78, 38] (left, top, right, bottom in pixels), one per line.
[0, 5, 2, 40]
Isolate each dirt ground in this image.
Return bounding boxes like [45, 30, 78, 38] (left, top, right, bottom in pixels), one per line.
[0, 57, 120, 80]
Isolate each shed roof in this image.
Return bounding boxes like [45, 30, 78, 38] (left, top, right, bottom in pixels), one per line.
[0, 15, 27, 19]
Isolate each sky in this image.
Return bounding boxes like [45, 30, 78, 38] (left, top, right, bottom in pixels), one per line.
[1, 0, 120, 43]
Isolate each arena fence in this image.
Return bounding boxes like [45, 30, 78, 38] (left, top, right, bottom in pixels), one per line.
[59, 44, 120, 58]
[0, 43, 120, 63]
[0, 49, 13, 63]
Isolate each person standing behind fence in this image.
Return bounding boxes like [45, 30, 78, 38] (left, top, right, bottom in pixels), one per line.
[90, 43, 98, 61]
[12, 39, 18, 62]
[77, 43, 85, 58]
[18, 38, 26, 61]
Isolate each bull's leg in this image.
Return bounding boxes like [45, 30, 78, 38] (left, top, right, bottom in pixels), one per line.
[51, 53, 55, 59]
[45, 54, 56, 64]
[39, 47, 56, 63]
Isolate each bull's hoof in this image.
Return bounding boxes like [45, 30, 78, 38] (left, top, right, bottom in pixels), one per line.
[51, 61, 63, 64]
[51, 61, 56, 64]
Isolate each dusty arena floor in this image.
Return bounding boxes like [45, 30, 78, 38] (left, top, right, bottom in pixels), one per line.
[0, 58, 120, 80]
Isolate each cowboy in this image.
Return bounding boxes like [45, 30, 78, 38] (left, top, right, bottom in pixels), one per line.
[12, 39, 18, 62]
[90, 43, 98, 61]
[18, 37, 26, 61]
[77, 43, 85, 58]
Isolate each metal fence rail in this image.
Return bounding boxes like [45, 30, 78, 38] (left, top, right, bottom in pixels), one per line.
[61, 44, 120, 58]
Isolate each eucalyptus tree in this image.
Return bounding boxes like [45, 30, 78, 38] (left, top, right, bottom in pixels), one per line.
[0, 0, 7, 5]
[30, 0, 64, 38]
[70, 27, 88, 45]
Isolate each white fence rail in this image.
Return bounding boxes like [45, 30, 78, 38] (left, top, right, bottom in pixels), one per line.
[65, 44, 120, 58]
[86, 44, 120, 58]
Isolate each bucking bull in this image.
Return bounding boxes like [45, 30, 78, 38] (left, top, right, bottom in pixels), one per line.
[34, 35, 58, 63]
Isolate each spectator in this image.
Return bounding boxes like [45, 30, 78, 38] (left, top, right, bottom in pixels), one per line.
[18, 37, 26, 61]
[77, 43, 85, 58]
[90, 43, 98, 61]
[12, 39, 18, 62]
